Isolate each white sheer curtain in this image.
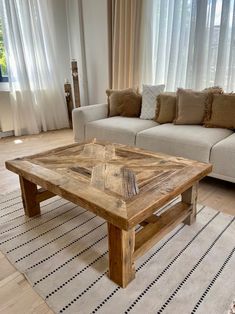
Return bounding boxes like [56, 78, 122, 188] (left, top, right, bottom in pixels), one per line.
[140, 0, 235, 92]
[65, 0, 89, 106]
[0, 0, 69, 136]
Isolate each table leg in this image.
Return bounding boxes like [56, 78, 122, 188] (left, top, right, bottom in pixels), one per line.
[19, 176, 40, 217]
[182, 182, 198, 225]
[107, 223, 135, 288]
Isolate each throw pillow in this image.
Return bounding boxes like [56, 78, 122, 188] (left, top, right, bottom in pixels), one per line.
[204, 94, 235, 129]
[202, 86, 224, 121]
[202, 86, 224, 94]
[140, 84, 165, 120]
[119, 93, 142, 117]
[155, 92, 176, 123]
[174, 88, 212, 125]
[106, 88, 141, 117]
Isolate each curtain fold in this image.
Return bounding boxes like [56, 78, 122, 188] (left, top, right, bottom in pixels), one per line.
[65, 0, 89, 107]
[110, 0, 142, 89]
[140, 0, 235, 92]
[0, 0, 69, 136]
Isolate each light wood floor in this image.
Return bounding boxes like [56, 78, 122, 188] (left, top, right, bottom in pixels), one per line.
[0, 129, 234, 313]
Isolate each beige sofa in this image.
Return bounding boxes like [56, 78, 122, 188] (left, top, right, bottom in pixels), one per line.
[72, 103, 235, 183]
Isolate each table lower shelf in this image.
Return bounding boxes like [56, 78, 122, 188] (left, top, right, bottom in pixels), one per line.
[108, 183, 198, 288]
[134, 201, 192, 260]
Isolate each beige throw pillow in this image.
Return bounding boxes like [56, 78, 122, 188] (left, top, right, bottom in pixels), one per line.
[202, 86, 224, 94]
[155, 93, 176, 123]
[174, 88, 211, 125]
[204, 94, 235, 129]
[106, 88, 141, 117]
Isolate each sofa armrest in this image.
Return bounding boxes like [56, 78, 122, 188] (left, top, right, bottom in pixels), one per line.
[72, 103, 108, 142]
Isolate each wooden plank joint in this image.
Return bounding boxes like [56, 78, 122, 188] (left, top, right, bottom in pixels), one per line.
[36, 188, 56, 203]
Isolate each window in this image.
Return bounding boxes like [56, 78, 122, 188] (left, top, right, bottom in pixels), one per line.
[140, 0, 235, 92]
[0, 19, 8, 82]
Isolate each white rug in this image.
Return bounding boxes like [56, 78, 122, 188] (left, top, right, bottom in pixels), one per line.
[0, 190, 234, 314]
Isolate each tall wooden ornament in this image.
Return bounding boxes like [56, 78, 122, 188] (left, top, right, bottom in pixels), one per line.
[64, 81, 74, 128]
[71, 60, 81, 108]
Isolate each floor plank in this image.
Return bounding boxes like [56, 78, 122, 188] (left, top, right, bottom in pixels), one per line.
[0, 129, 234, 313]
[198, 177, 235, 216]
[0, 273, 54, 314]
[0, 129, 73, 195]
[0, 129, 73, 314]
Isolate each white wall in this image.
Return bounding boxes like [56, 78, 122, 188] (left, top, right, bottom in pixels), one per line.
[82, 0, 109, 104]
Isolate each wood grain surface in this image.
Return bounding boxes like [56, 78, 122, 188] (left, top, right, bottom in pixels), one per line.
[5, 140, 212, 230]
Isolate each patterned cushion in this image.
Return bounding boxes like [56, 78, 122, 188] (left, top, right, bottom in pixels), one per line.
[140, 84, 165, 120]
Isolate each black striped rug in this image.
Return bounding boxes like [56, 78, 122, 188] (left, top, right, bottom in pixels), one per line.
[0, 190, 234, 314]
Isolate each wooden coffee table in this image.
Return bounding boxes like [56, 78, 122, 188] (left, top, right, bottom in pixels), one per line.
[5, 140, 212, 288]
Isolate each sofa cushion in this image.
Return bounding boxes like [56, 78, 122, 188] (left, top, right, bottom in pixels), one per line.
[175, 88, 211, 125]
[106, 88, 141, 117]
[155, 92, 176, 123]
[204, 94, 235, 129]
[136, 123, 233, 162]
[210, 133, 235, 181]
[140, 84, 165, 120]
[86, 117, 158, 146]
[202, 86, 224, 94]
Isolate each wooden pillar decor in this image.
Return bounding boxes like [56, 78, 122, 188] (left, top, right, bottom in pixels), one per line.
[71, 60, 81, 108]
[64, 80, 74, 128]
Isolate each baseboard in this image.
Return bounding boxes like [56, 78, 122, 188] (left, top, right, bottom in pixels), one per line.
[0, 130, 14, 138]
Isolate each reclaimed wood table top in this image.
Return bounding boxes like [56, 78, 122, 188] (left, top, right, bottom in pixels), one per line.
[5, 140, 212, 230]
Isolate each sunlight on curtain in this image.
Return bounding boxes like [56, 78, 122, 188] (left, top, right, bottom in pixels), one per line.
[140, 0, 235, 92]
[111, 0, 142, 89]
[0, 0, 69, 136]
[65, 0, 89, 107]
